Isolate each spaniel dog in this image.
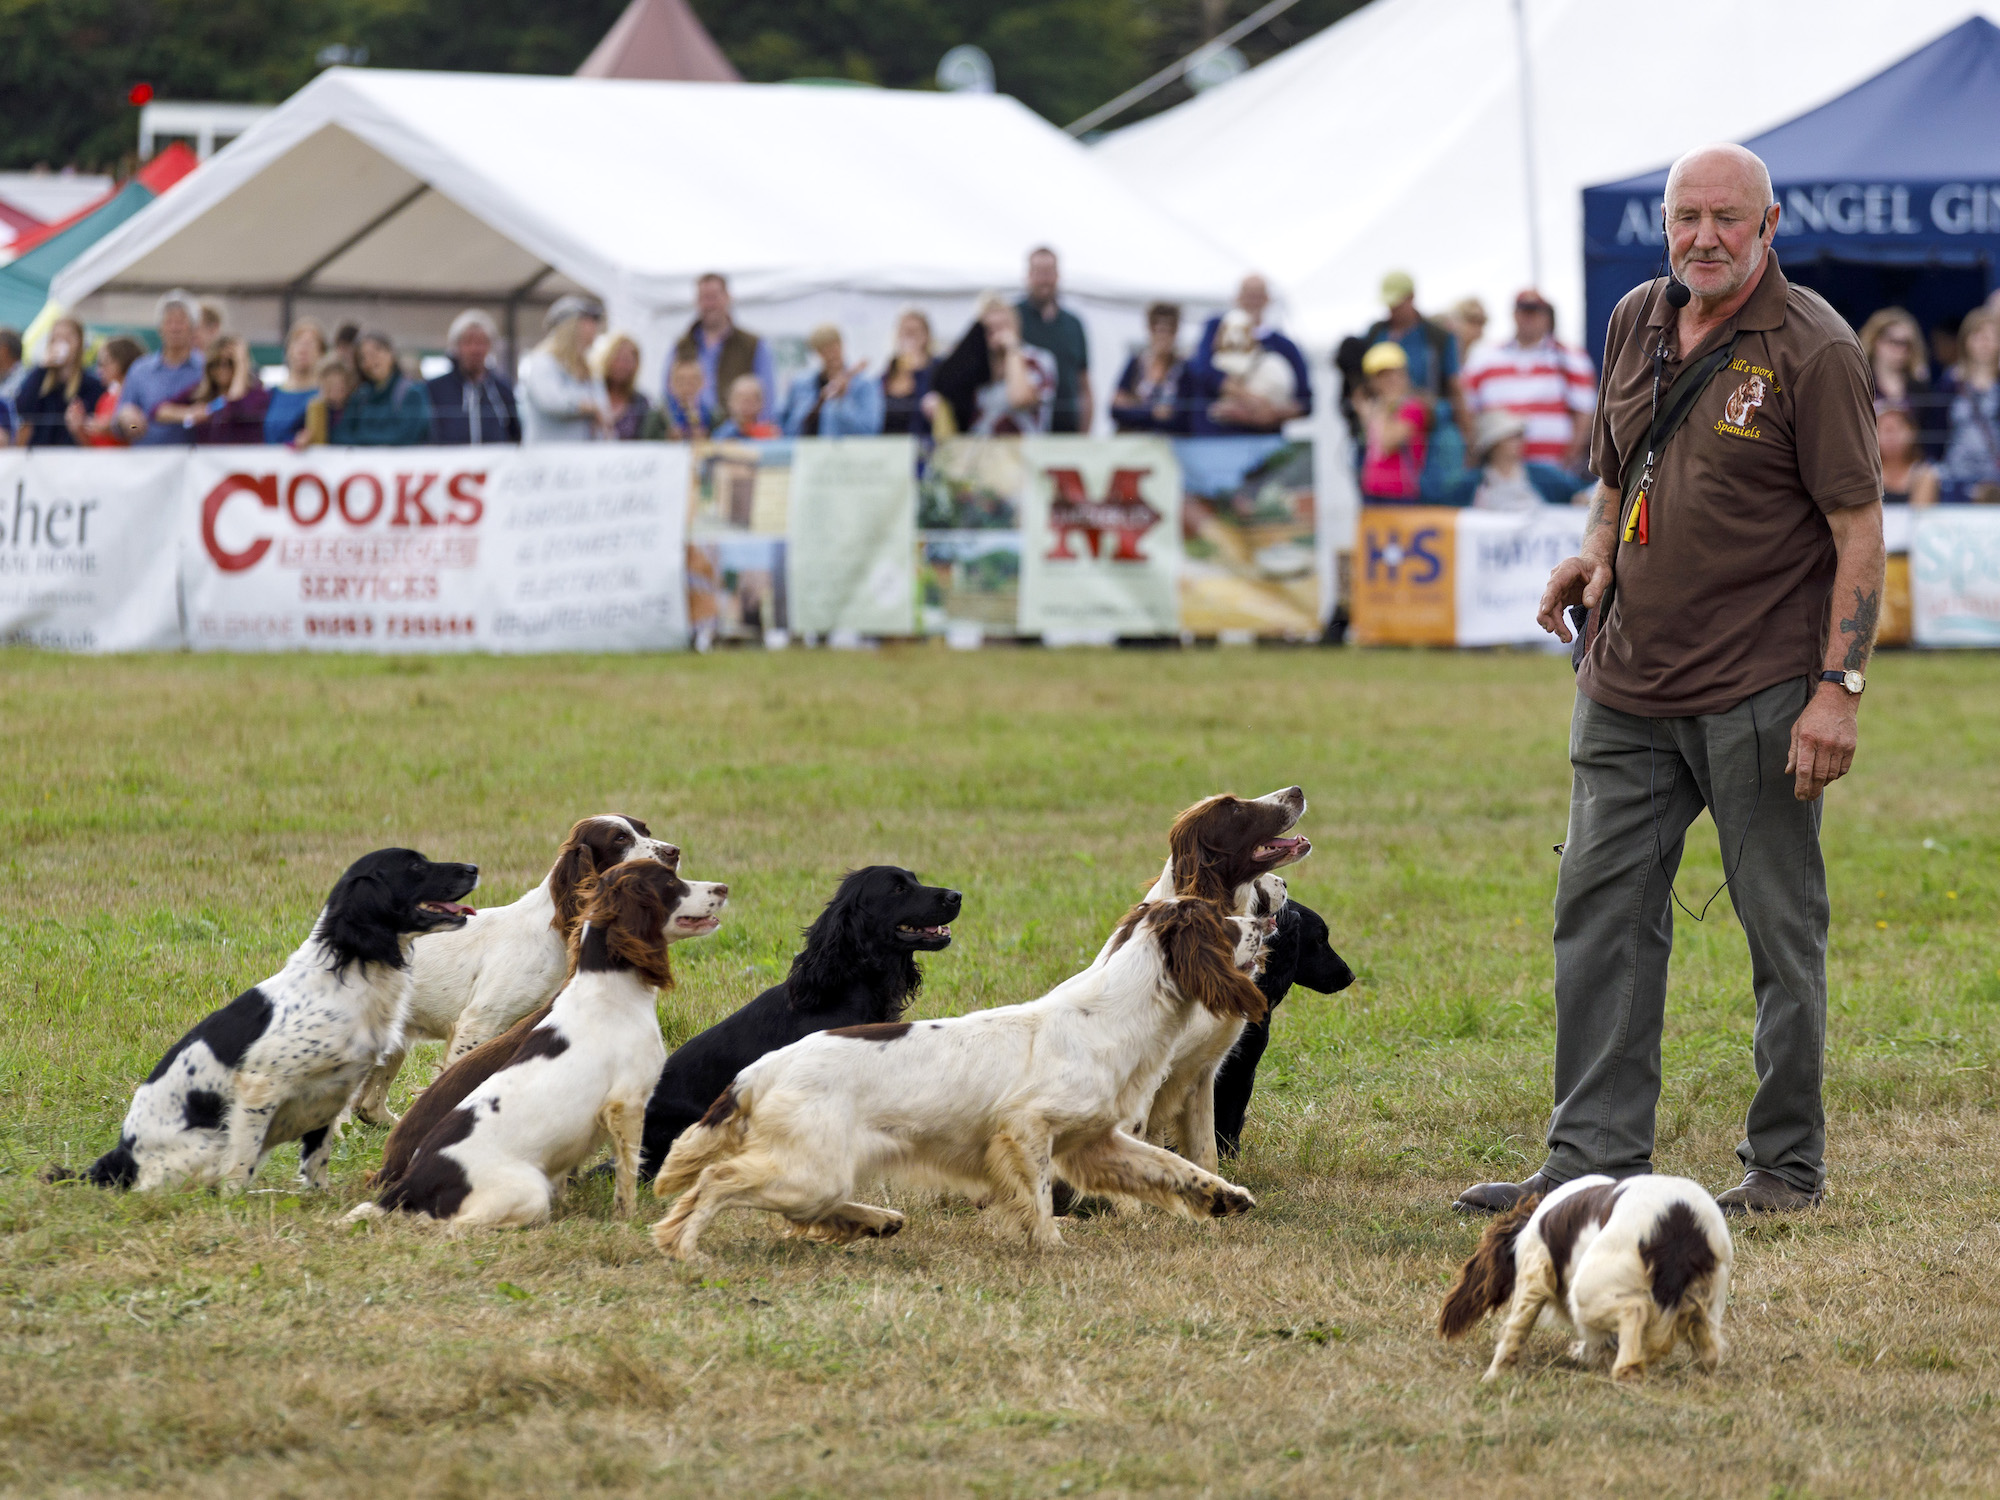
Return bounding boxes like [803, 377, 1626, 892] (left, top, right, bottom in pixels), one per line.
[634, 865, 961, 1181]
[50, 849, 478, 1193]
[351, 814, 677, 1124]
[1212, 893, 1355, 1157]
[1093, 787, 1312, 1174]
[369, 851, 723, 1195]
[650, 898, 1269, 1261]
[353, 863, 729, 1227]
[1439, 1174, 1733, 1383]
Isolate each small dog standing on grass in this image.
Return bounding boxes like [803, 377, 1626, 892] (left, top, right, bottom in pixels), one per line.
[1439, 1175, 1733, 1383]
[48, 849, 479, 1193]
[352, 863, 728, 1227]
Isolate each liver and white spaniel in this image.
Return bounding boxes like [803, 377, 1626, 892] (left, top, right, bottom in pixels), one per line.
[650, 897, 1271, 1261]
[1440, 1174, 1733, 1383]
[1090, 787, 1312, 1173]
[353, 863, 728, 1227]
[351, 814, 677, 1123]
[51, 849, 478, 1192]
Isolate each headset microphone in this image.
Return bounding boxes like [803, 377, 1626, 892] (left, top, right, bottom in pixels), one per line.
[1664, 278, 1692, 308]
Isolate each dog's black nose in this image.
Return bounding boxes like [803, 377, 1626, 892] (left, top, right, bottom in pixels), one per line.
[945, 890, 963, 907]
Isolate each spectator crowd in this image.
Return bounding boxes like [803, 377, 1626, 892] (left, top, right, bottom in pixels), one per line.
[2, 250, 1997, 509]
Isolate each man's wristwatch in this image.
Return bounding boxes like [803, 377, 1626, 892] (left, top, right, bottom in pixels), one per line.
[1820, 669, 1865, 695]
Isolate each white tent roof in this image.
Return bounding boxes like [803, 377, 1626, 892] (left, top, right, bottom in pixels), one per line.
[51, 67, 1246, 319]
[1095, 0, 2000, 349]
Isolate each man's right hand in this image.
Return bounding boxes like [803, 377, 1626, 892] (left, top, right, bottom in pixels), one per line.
[1538, 482, 1620, 642]
[1536, 552, 1613, 642]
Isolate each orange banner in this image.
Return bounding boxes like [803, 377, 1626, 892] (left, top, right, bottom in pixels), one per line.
[1350, 506, 1458, 646]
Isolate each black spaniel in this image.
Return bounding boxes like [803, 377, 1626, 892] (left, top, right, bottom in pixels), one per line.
[1212, 898, 1354, 1157]
[634, 865, 962, 1180]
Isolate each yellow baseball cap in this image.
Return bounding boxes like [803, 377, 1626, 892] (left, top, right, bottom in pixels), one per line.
[1380, 270, 1416, 305]
[1360, 341, 1409, 376]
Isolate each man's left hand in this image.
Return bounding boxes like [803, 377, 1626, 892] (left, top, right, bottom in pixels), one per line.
[1787, 684, 1859, 801]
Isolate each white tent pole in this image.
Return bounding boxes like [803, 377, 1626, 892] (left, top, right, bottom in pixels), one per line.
[1512, 0, 1544, 290]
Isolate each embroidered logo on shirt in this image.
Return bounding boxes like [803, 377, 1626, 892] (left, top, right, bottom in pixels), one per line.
[1716, 373, 1767, 439]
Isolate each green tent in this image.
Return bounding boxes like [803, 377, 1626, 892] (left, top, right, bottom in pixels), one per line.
[0, 144, 199, 334]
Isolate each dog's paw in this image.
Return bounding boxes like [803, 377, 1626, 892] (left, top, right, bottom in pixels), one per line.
[648, 1217, 699, 1260]
[1209, 1183, 1256, 1217]
[1611, 1362, 1646, 1385]
[867, 1212, 904, 1240]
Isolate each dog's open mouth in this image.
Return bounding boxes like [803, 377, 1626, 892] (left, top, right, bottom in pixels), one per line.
[673, 914, 722, 935]
[896, 923, 952, 943]
[418, 901, 478, 918]
[1254, 835, 1310, 863]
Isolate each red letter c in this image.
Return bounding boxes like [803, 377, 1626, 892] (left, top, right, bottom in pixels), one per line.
[202, 474, 279, 572]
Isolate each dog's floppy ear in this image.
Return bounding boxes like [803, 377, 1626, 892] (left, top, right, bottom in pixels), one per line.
[575, 864, 677, 991]
[788, 868, 919, 1011]
[549, 819, 610, 935]
[1153, 900, 1268, 1022]
[320, 851, 420, 974]
[1167, 796, 1232, 904]
[1438, 1195, 1542, 1340]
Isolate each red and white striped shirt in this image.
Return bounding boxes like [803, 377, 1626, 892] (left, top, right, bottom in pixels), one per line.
[1463, 337, 1597, 465]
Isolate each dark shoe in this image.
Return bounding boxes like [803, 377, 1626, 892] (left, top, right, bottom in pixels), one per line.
[1454, 1172, 1557, 1214]
[1715, 1169, 1822, 1215]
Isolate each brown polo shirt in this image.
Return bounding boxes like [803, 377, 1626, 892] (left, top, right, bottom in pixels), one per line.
[1582, 253, 1879, 717]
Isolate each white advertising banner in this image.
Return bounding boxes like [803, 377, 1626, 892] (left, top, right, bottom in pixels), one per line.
[1911, 508, 2000, 647]
[1454, 505, 1587, 648]
[0, 449, 184, 652]
[181, 443, 689, 652]
[787, 435, 917, 638]
[1018, 435, 1180, 641]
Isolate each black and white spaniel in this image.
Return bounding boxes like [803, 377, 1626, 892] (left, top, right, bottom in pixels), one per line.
[355, 863, 728, 1227]
[650, 897, 1270, 1261]
[634, 865, 962, 1180]
[1440, 1174, 1733, 1383]
[352, 814, 677, 1123]
[52, 849, 478, 1193]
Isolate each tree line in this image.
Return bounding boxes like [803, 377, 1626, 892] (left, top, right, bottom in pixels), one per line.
[0, 0, 1362, 175]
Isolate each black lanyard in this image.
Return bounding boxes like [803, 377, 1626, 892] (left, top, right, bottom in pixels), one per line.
[1621, 327, 1743, 545]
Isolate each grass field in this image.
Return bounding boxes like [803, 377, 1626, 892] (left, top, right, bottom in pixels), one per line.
[2, 645, 1998, 1498]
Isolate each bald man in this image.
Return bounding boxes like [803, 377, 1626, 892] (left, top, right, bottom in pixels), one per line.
[1458, 144, 1885, 1217]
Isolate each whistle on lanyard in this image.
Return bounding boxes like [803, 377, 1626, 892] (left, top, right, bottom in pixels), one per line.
[1623, 461, 1652, 545]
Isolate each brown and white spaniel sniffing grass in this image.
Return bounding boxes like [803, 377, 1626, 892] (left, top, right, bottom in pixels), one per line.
[649, 897, 1272, 1261]
[1439, 1175, 1733, 1383]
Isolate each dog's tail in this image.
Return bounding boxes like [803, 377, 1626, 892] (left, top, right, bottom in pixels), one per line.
[651, 1080, 753, 1200]
[1438, 1194, 1542, 1340]
[42, 1138, 140, 1190]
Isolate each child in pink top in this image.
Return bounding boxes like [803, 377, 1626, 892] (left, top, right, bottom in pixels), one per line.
[1358, 341, 1430, 502]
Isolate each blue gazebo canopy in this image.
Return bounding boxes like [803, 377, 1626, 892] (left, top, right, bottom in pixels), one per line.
[1582, 16, 2000, 363]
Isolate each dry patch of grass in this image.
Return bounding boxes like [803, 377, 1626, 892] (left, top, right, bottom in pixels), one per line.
[2, 646, 1998, 1497]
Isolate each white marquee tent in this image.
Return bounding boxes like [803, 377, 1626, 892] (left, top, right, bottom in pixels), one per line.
[1095, 0, 2000, 351]
[52, 67, 1248, 406]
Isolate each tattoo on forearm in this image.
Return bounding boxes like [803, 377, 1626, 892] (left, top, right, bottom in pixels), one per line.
[1839, 586, 1880, 671]
[1586, 485, 1615, 533]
